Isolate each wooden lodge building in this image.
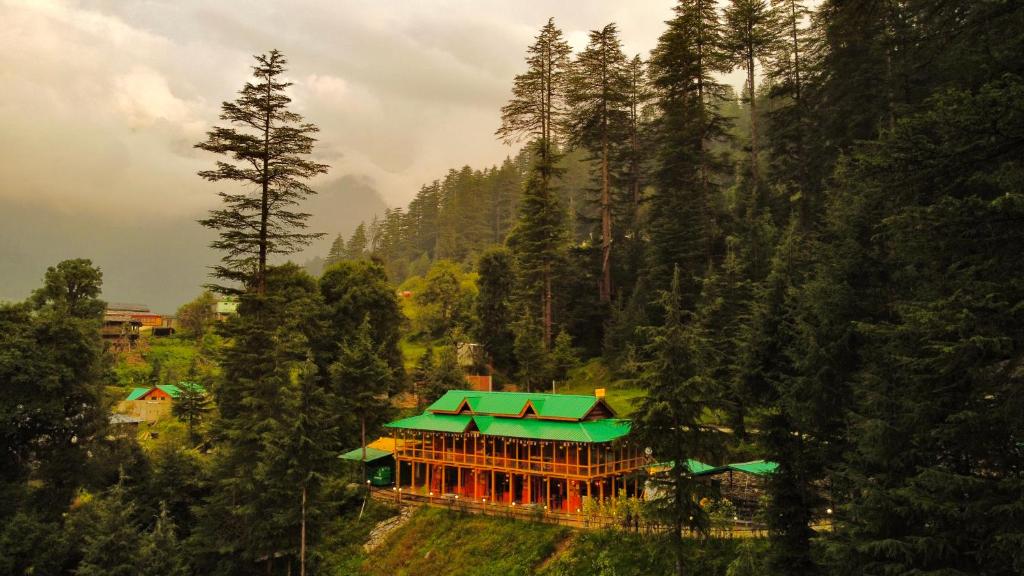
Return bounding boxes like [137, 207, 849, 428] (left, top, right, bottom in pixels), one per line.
[385, 390, 647, 513]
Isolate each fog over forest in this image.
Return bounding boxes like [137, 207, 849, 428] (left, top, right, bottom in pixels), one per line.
[0, 0, 733, 311]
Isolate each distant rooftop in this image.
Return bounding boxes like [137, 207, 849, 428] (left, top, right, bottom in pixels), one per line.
[106, 302, 151, 313]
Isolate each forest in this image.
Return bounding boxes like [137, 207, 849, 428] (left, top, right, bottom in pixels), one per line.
[2, 1, 1022, 575]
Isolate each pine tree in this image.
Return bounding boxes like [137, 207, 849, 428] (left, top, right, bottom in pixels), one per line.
[330, 317, 393, 484]
[498, 18, 573, 346]
[196, 50, 329, 292]
[137, 504, 188, 576]
[722, 0, 776, 205]
[475, 247, 516, 372]
[194, 264, 323, 572]
[647, 0, 732, 295]
[412, 346, 436, 410]
[616, 55, 654, 292]
[76, 482, 144, 576]
[171, 381, 210, 444]
[427, 342, 464, 404]
[824, 75, 1024, 576]
[548, 330, 579, 382]
[344, 222, 369, 260]
[633, 267, 723, 576]
[326, 234, 346, 267]
[512, 310, 547, 392]
[284, 363, 338, 576]
[567, 23, 631, 303]
[763, 0, 812, 225]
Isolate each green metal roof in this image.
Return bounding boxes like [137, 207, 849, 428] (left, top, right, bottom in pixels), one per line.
[339, 446, 393, 463]
[125, 387, 149, 401]
[124, 382, 206, 401]
[386, 412, 631, 443]
[725, 460, 778, 476]
[384, 413, 473, 433]
[157, 384, 182, 398]
[472, 415, 631, 443]
[428, 390, 609, 420]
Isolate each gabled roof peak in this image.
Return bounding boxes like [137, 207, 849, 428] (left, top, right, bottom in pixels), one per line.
[427, 390, 616, 421]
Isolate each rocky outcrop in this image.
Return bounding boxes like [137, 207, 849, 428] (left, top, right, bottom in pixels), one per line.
[363, 506, 415, 552]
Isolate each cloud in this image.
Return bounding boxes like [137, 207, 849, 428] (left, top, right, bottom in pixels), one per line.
[2, 0, 749, 218]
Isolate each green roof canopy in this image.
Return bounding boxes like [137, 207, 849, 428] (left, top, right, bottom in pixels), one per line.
[386, 390, 632, 443]
[125, 387, 149, 401]
[724, 460, 778, 476]
[385, 413, 474, 434]
[649, 459, 778, 476]
[339, 446, 393, 463]
[124, 382, 206, 401]
[427, 390, 613, 420]
[472, 415, 631, 443]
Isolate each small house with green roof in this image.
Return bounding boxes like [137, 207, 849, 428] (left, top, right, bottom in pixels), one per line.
[120, 382, 206, 422]
[384, 389, 646, 513]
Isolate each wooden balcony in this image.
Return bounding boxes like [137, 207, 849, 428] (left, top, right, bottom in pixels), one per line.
[392, 430, 646, 480]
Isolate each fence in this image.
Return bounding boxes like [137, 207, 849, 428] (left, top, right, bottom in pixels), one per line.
[369, 486, 769, 536]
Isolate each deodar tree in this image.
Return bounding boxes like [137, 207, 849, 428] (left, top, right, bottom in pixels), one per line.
[498, 18, 572, 347]
[196, 49, 329, 293]
[567, 23, 630, 304]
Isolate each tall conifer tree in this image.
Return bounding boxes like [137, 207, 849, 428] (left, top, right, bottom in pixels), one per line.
[633, 267, 722, 576]
[498, 18, 572, 346]
[196, 50, 329, 292]
[647, 0, 731, 296]
[567, 23, 630, 303]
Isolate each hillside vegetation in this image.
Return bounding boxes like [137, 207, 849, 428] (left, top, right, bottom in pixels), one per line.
[359, 507, 756, 576]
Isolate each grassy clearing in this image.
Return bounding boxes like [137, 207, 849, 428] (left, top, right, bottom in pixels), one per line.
[112, 334, 203, 387]
[557, 359, 645, 417]
[361, 506, 567, 576]
[399, 338, 432, 370]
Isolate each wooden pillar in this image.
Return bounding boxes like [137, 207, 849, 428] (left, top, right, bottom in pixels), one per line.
[457, 467, 462, 496]
[599, 478, 604, 502]
[490, 470, 495, 502]
[411, 459, 416, 491]
[510, 473, 515, 504]
[546, 476, 551, 510]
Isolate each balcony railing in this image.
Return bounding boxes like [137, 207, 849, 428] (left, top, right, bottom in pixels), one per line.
[393, 445, 646, 478]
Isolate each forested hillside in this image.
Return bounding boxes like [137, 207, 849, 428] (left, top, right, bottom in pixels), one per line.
[2, 2, 1022, 575]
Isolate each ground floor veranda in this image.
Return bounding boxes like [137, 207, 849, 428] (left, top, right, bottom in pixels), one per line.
[392, 459, 645, 514]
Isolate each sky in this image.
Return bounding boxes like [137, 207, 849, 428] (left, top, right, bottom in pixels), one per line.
[0, 0, 696, 215]
[0, 0, 759, 310]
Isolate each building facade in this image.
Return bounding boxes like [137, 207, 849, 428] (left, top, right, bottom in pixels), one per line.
[385, 390, 647, 513]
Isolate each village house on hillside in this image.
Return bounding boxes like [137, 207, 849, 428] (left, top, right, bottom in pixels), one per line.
[119, 382, 206, 423]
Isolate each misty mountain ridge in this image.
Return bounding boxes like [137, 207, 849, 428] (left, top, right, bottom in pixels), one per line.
[0, 174, 388, 313]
